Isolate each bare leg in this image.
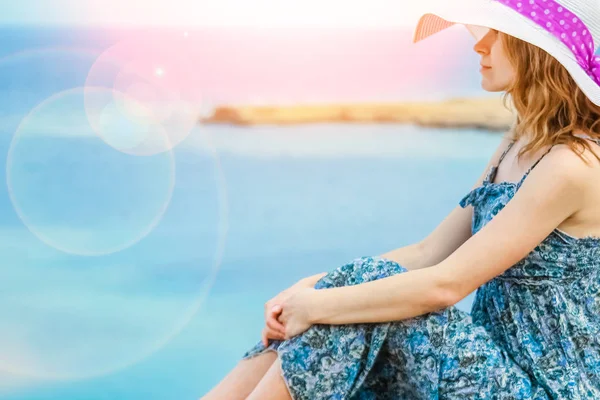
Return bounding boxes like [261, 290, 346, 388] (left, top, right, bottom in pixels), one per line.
[200, 351, 278, 400]
[246, 358, 293, 400]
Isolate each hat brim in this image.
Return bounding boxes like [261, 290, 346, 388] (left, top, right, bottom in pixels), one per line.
[412, 0, 600, 106]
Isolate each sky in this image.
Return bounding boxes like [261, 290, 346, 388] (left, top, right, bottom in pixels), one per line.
[0, 0, 435, 27]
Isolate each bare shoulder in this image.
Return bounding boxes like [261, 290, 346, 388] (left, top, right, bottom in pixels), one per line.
[529, 142, 600, 232]
[521, 143, 600, 214]
[543, 143, 600, 184]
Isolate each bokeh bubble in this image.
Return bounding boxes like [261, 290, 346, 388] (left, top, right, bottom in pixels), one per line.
[0, 40, 228, 382]
[87, 85, 174, 153]
[7, 87, 175, 256]
[1, 119, 228, 382]
[84, 32, 205, 155]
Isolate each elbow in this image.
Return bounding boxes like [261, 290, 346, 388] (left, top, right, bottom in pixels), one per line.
[433, 287, 460, 309]
[424, 284, 458, 312]
[415, 239, 430, 260]
[430, 269, 462, 309]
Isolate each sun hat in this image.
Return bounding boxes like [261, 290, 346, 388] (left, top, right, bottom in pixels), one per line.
[412, 0, 600, 106]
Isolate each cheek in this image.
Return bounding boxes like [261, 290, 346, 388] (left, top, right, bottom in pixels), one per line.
[491, 43, 507, 66]
[491, 54, 514, 82]
[499, 60, 515, 83]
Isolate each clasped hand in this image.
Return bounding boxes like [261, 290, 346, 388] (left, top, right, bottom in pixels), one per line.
[262, 282, 317, 346]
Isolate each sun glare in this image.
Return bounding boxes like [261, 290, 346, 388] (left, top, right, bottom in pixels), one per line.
[82, 0, 432, 27]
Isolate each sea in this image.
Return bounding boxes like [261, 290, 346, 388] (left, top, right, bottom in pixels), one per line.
[0, 26, 503, 399]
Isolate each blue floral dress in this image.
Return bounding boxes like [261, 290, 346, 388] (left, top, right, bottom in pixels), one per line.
[241, 141, 600, 399]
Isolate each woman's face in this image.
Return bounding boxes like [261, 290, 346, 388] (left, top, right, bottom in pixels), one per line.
[473, 29, 515, 92]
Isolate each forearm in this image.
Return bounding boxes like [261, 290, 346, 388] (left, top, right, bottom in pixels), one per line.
[378, 241, 434, 271]
[300, 272, 328, 287]
[381, 204, 474, 271]
[309, 265, 451, 325]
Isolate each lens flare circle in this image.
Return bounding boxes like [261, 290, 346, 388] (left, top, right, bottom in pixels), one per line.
[3, 125, 228, 382]
[84, 32, 204, 155]
[87, 85, 173, 153]
[6, 87, 175, 256]
[1, 48, 228, 382]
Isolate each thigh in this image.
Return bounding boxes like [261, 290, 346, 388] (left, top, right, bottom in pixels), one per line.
[438, 308, 548, 400]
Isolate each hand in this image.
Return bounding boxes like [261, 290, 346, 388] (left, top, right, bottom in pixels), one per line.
[279, 287, 317, 340]
[262, 279, 313, 346]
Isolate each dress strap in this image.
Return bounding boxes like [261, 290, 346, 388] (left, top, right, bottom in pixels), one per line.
[574, 133, 600, 147]
[573, 132, 600, 142]
[486, 140, 516, 183]
[497, 140, 516, 166]
[517, 144, 555, 187]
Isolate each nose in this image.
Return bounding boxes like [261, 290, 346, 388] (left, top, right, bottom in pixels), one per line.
[473, 30, 494, 55]
[473, 37, 490, 55]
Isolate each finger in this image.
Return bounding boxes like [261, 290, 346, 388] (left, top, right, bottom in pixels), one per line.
[264, 303, 279, 318]
[267, 317, 285, 333]
[262, 327, 284, 344]
[268, 307, 284, 321]
[268, 311, 285, 328]
[264, 325, 285, 341]
[264, 303, 274, 320]
[261, 328, 268, 347]
[264, 300, 276, 313]
[270, 305, 284, 322]
[266, 328, 285, 341]
[271, 304, 282, 313]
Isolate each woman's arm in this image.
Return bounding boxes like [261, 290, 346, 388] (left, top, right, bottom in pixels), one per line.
[299, 272, 328, 287]
[305, 145, 588, 326]
[379, 135, 515, 271]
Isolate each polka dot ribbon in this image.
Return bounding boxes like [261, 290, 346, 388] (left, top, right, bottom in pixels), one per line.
[495, 0, 600, 85]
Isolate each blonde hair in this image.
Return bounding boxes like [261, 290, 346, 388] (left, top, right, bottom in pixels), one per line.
[500, 32, 600, 163]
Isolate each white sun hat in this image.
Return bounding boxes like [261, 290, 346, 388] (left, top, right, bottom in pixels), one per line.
[412, 0, 600, 106]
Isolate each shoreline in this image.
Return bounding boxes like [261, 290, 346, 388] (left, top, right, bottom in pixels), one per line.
[199, 96, 515, 132]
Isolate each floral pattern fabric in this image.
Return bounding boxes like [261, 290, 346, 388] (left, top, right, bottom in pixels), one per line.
[240, 147, 600, 399]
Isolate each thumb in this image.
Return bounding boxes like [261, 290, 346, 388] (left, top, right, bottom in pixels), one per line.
[271, 304, 282, 313]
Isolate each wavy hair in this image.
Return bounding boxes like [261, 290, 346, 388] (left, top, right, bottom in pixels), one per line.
[500, 32, 600, 163]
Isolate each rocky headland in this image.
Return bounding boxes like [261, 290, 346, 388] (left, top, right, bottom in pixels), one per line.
[199, 96, 515, 132]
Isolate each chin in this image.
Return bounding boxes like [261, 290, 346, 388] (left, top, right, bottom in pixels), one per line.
[481, 81, 506, 92]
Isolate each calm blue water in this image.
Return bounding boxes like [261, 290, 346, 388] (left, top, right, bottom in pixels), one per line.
[0, 27, 503, 399]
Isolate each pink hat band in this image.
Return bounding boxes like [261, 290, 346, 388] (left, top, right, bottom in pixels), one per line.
[497, 0, 600, 85]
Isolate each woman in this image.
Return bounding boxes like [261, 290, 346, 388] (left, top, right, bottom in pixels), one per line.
[202, 0, 600, 398]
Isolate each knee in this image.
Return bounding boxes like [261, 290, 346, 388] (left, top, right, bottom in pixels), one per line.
[315, 256, 408, 290]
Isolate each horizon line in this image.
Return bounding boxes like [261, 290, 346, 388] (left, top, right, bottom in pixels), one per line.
[0, 21, 418, 30]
